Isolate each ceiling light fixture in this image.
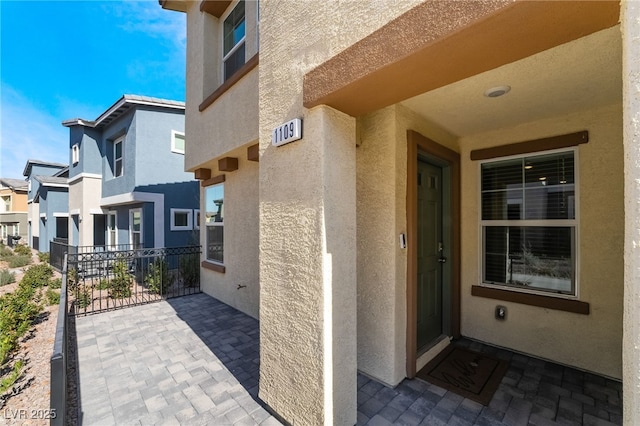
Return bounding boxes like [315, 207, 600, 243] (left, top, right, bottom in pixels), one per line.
[484, 85, 511, 98]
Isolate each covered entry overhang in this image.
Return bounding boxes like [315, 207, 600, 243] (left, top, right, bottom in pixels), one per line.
[299, 0, 636, 419]
[303, 0, 619, 117]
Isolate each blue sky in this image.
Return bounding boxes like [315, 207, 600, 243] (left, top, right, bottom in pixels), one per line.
[0, 0, 186, 179]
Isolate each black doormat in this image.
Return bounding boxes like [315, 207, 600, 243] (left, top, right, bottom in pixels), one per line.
[416, 345, 509, 405]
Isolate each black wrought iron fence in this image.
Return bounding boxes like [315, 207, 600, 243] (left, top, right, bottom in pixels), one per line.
[50, 240, 76, 271]
[66, 245, 202, 315]
[50, 255, 69, 426]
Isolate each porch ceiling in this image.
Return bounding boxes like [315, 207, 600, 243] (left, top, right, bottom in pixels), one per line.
[400, 24, 622, 138]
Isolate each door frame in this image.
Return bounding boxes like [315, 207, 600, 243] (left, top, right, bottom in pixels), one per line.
[406, 130, 461, 378]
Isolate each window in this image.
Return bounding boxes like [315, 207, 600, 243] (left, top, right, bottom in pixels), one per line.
[114, 137, 124, 178]
[55, 217, 69, 240]
[171, 131, 186, 154]
[223, 1, 245, 81]
[1, 196, 10, 212]
[205, 184, 224, 263]
[107, 212, 117, 248]
[171, 208, 193, 231]
[72, 144, 80, 165]
[480, 150, 577, 296]
[130, 209, 142, 249]
[194, 209, 200, 230]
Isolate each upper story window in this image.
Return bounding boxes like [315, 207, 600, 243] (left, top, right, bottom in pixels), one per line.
[171, 130, 186, 154]
[480, 149, 577, 296]
[114, 136, 124, 178]
[223, 0, 246, 81]
[72, 144, 80, 165]
[1, 196, 10, 212]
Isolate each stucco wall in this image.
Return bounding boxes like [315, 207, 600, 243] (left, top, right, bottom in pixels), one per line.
[200, 148, 259, 318]
[184, 1, 259, 173]
[459, 103, 623, 379]
[356, 104, 457, 386]
[69, 177, 102, 246]
[622, 0, 640, 420]
[258, 1, 424, 423]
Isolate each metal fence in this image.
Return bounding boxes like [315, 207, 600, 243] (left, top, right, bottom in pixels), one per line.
[50, 255, 69, 426]
[67, 245, 202, 315]
[50, 241, 76, 271]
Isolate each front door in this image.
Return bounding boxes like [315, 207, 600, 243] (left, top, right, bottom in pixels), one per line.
[417, 160, 444, 350]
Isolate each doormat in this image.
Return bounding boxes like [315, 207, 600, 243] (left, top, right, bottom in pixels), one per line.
[416, 345, 509, 405]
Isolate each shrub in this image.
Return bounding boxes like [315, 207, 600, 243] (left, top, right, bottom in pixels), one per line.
[12, 245, 31, 257]
[75, 285, 91, 309]
[0, 284, 42, 365]
[0, 269, 15, 286]
[179, 253, 200, 288]
[8, 255, 31, 268]
[45, 288, 60, 306]
[146, 258, 173, 295]
[20, 263, 53, 289]
[0, 245, 13, 259]
[96, 279, 110, 290]
[109, 260, 132, 298]
[0, 359, 24, 395]
[37, 252, 50, 264]
[48, 278, 61, 289]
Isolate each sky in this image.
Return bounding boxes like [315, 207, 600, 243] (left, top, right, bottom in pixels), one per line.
[0, 0, 186, 179]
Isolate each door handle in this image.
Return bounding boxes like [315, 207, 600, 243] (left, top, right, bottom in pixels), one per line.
[438, 257, 447, 263]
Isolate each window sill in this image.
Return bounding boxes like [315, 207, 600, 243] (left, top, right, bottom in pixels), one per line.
[199, 53, 259, 112]
[202, 260, 225, 273]
[471, 285, 589, 315]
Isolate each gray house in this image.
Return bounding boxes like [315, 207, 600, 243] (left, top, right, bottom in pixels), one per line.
[63, 95, 198, 249]
[22, 160, 69, 252]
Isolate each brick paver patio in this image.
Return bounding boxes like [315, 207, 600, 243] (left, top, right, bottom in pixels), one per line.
[74, 293, 622, 425]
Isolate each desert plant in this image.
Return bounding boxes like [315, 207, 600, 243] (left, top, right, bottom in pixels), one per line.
[8, 255, 31, 268]
[109, 260, 132, 298]
[146, 258, 173, 295]
[20, 264, 53, 289]
[0, 269, 15, 286]
[96, 279, 110, 290]
[48, 277, 61, 289]
[45, 288, 60, 305]
[12, 244, 31, 257]
[179, 253, 200, 288]
[37, 252, 50, 264]
[0, 283, 42, 365]
[75, 285, 91, 309]
[0, 245, 12, 259]
[0, 359, 24, 396]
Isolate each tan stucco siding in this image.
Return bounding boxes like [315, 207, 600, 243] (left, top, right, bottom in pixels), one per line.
[69, 177, 102, 246]
[356, 104, 457, 386]
[0, 189, 28, 212]
[200, 149, 260, 319]
[184, 1, 259, 173]
[459, 103, 623, 379]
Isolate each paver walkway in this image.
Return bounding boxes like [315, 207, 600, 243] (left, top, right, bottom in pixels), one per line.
[75, 293, 622, 425]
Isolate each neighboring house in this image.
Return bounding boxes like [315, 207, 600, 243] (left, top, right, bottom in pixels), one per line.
[0, 178, 29, 244]
[62, 94, 198, 249]
[23, 160, 68, 252]
[161, 0, 640, 424]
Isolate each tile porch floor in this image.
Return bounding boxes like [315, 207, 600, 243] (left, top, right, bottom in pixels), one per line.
[74, 293, 622, 425]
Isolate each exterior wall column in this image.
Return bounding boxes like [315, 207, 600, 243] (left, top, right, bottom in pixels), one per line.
[622, 0, 640, 422]
[259, 105, 357, 425]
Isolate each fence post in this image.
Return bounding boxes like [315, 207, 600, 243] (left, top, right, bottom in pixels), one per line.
[50, 254, 68, 425]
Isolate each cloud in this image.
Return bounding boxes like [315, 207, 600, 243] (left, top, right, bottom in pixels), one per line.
[107, 0, 186, 51]
[0, 84, 69, 179]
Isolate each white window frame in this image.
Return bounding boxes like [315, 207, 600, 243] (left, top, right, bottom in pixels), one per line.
[479, 147, 580, 298]
[194, 209, 200, 230]
[205, 183, 224, 264]
[107, 211, 118, 248]
[72, 143, 80, 165]
[114, 136, 124, 178]
[171, 130, 186, 154]
[170, 208, 193, 231]
[221, 0, 246, 81]
[129, 208, 143, 249]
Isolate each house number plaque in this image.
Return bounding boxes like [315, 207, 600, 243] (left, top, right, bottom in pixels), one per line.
[272, 118, 302, 147]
